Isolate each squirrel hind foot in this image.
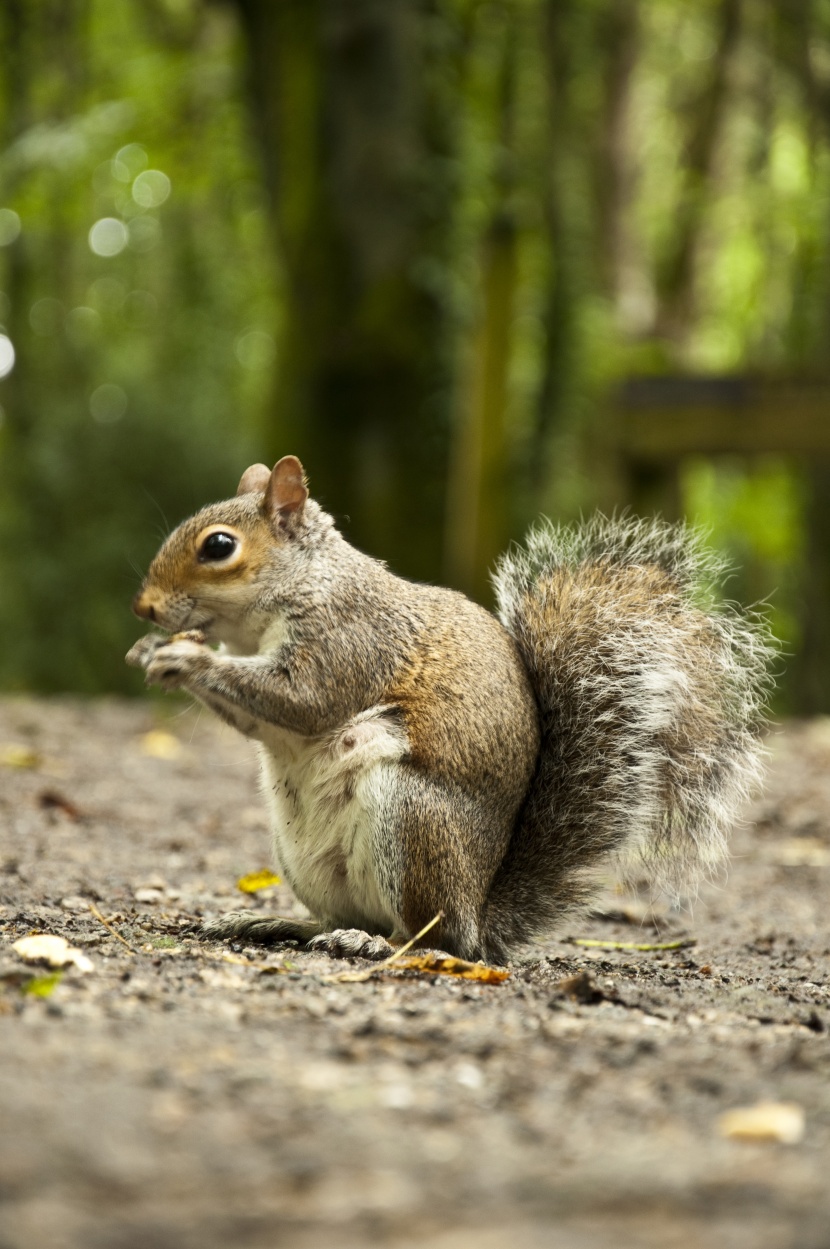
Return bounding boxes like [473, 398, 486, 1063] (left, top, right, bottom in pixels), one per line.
[200, 911, 324, 946]
[200, 912, 395, 960]
[306, 928, 395, 961]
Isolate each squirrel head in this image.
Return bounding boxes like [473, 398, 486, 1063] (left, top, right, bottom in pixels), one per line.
[132, 456, 326, 646]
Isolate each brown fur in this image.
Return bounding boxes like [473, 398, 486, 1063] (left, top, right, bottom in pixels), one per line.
[128, 469, 773, 963]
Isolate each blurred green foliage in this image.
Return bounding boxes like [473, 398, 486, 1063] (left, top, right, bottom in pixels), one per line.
[683, 456, 804, 655]
[0, 2, 272, 690]
[0, 0, 829, 703]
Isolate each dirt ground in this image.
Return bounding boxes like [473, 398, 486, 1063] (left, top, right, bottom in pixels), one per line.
[0, 697, 828, 1249]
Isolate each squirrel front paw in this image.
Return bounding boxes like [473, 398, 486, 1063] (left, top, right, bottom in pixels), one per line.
[125, 633, 169, 670]
[143, 636, 211, 691]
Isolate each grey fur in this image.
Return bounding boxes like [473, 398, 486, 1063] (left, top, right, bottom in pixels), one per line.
[481, 513, 776, 961]
[201, 912, 324, 945]
[128, 473, 774, 964]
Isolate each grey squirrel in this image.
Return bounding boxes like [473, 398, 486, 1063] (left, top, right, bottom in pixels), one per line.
[126, 456, 773, 962]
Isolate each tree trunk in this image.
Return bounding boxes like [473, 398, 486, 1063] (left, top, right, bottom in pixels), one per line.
[444, 7, 518, 600]
[777, 0, 830, 712]
[594, 0, 639, 308]
[792, 466, 830, 713]
[655, 0, 742, 341]
[530, 0, 579, 502]
[233, 0, 455, 581]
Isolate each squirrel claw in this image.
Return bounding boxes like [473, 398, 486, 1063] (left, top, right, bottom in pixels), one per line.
[307, 929, 395, 961]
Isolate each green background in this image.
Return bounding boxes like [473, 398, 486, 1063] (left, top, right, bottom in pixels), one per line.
[0, 0, 827, 708]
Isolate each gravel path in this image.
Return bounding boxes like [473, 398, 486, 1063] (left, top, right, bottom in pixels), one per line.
[1, 697, 828, 1249]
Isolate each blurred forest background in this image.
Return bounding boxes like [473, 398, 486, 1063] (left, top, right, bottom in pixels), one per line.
[0, 0, 829, 709]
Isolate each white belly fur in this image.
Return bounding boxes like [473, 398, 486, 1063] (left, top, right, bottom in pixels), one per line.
[257, 706, 407, 931]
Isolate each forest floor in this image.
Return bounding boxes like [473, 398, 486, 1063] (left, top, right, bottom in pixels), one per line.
[0, 697, 829, 1249]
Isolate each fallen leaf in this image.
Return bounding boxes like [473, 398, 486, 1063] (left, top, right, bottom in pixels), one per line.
[12, 934, 94, 974]
[237, 869, 282, 893]
[0, 743, 40, 769]
[391, 954, 509, 983]
[718, 1101, 805, 1145]
[140, 730, 182, 760]
[21, 972, 63, 998]
[569, 938, 696, 952]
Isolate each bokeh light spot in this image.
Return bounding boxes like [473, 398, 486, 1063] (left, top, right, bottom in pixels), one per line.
[0, 209, 21, 247]
[235, 330, 276, 371]
[132, 170, 171, 209]
[116, 144, 148, 178]
[89, 218, 129, 257]
[0, 334, 15, 379]
[90, 383, 128, 423]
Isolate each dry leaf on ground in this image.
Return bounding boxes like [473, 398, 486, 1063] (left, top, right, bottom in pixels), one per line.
[21, 972, 64, 998]
[0, 743, 40, 769]
[718, 1101, 805, 1145]
[386, 954, 509, 983]
[12, 934, 94, 974]
[236, 869, 282, 893]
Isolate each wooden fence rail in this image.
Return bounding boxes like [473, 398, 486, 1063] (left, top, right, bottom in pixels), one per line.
[608, 375, 830, 712]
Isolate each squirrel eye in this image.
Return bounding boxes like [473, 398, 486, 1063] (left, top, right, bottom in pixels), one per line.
[199, 531, 237, 562]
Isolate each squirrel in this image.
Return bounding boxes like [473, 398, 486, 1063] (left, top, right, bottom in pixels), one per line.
[126, 455, 773, 963]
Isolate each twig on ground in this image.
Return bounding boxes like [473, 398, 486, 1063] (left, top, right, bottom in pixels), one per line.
[323, 912, 445, 984]
[88, 904, 137, 954]
[569, 937, 696, 952]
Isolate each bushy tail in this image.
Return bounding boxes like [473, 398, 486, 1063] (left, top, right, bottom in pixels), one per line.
[481, 514, 775, 961]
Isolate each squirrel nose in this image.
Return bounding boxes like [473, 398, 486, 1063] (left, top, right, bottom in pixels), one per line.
[132, 591, 156, 622]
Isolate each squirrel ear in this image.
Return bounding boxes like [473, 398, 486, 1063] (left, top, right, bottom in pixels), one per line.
[236, 464, 272, 496]
[265, 456, 308, 529]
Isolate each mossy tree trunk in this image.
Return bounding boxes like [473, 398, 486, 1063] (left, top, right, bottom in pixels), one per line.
[233, 0, 456, 581]
[654, 0, 742, 342]
[444, 6, 518, 601]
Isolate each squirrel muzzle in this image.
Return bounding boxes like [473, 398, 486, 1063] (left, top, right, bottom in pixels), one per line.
[132, 588, 160, 623]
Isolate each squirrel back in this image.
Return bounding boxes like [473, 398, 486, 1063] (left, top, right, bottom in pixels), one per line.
[481, 514, 774, 961]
